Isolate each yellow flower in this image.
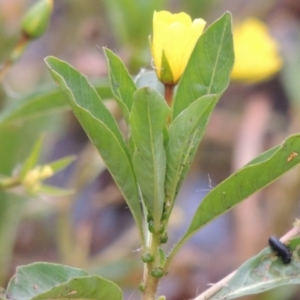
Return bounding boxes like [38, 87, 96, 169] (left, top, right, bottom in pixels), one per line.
[151, 11, 206, 84]
[231, 18, 282, 83]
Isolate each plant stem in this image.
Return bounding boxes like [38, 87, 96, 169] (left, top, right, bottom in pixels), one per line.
[0, 60, 12, 82]
[164, 84, 175, 107]
[143, 270, 159, 300]
[143, 231, 161, 300]
[0, 177, 20, 190]
[0, 33, 29, 83]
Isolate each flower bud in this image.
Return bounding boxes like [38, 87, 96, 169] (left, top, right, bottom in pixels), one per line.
[22, 0, 53, 39]
[160, 232, 168, 244]
[139, 281, 145, 292]
[151, 267, 164, 278]
[142, 253, 155, 263]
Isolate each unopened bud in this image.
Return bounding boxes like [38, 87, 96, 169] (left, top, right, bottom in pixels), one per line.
[151, 267, 164, 278]
[22, 0, 53, 39]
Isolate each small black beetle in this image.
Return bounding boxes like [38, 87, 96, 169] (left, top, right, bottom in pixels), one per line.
[268, 236, 292, 264]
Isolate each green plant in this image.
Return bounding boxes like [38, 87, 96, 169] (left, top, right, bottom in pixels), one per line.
[1, 4, 300, 300]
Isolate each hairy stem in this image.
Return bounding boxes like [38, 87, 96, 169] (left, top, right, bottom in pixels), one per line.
[142, 231, 161, 300]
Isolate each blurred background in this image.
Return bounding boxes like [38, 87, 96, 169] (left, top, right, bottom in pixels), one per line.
[1, 0, 300, 299]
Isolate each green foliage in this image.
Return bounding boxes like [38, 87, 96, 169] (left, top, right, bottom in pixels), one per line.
[0, 192, 27, 285]
[104, 48, 137, 123]
[165, 94, 219, 214]
[172, 12, 234, 118]
[0, 89, 68, 129]
[19, 137, 43, 180]
[48, 155, 77, 173]
[44, 56, 145, 244]
[185, 134, 300, 238]
[0, 82, 111, 130]
[6, 263, 123, 300]
[164, 12, 234, 219]
[130, 87, 169, 230]
[212, 237, 300, 299]
[0, 83, 80, 282]
[38, 9, 300, 300]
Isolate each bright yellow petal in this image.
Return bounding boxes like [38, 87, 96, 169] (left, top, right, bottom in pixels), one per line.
[154, 10, 192, 26]
[152, 11, 206, 84]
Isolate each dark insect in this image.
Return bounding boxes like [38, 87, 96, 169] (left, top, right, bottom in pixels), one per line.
[268, 236, 292, 264]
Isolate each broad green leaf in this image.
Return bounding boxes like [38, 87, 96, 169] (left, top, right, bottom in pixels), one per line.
[165, 95, 218, 212]
[19, 136, 43, 180]
[172, 12, 234, 119]
[48, 155, 76, 173]
[212, 237, 300, 299]
[185, 133, 300, 239]
[33, 276, 123, 300]
[0, 192, 26, 285]
[104, 48, 136, 122]
[130, 87, 169, 228]
[44, 56, 144, 243]
[0, 81, 112, 129]
[6, 263, 123, 300]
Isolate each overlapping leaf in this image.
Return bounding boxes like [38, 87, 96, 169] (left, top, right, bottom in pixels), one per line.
[165, 94, 218, 213]
[6, 263, 123, 300]
[104, 48, 136, 122]
[130, 87, 169, 227]
[172, 12, 234, 119]
[45, 56, 144, 243]
[185, 134, 300, 239]
[0, 192, 27, 285]
[212, 237, 300, 299]
[0, 82, 111, 129]
[164, 12, 234, 216]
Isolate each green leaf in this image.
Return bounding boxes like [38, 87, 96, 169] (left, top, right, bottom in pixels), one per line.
[212, 237, 300, 299]
[6, 263, 123, 300]
[104, 48, 137, 122]
[0, 192, 26, 285]
[165, 94, 218, 211]
[185, 133, 300, 240]
[172, 12, 234, 119]
[44, 56, 145, 244]
[130, 87, 169, 228]
[19, 136, 43, 180]
[48, 155, 76, 173]
[0, 81, 112, 130]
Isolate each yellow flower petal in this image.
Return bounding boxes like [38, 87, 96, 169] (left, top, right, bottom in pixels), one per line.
[231, 18, 282, 83]
[151, 11, 206, 84]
